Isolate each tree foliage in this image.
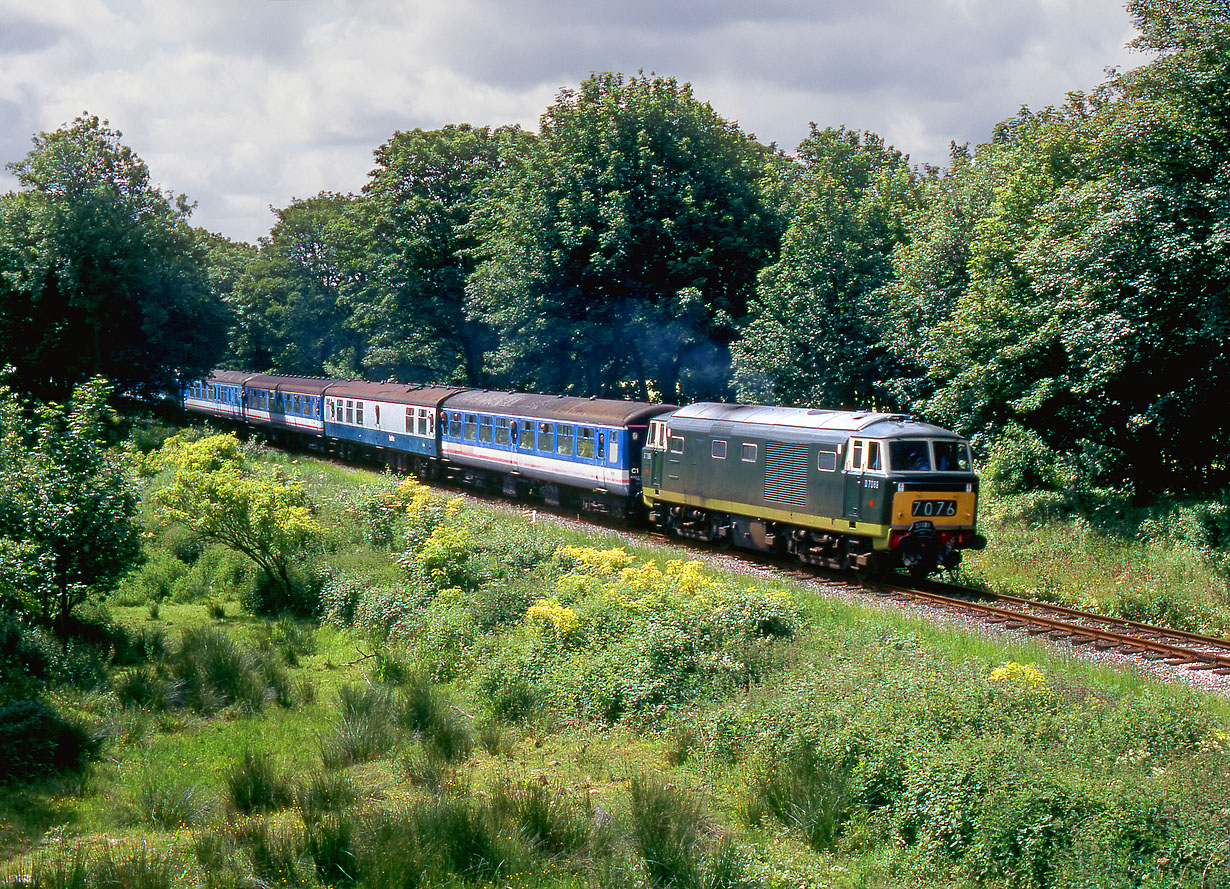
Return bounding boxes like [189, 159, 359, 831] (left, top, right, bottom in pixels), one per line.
[341, 125, 531, 384]
[466, 73, 779, 401]
[733, 127, 921, 408]
[0, 114, 229, 399]
[0, 376, 141, 633]
[153, 434, 319, 610]
[923, 0, 1230, 495]
[228, 192, 362, 377]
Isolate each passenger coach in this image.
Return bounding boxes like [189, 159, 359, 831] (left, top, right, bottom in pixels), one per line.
[438, 390, 673, 513]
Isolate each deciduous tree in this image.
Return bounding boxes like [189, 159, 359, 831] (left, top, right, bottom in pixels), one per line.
[0, 115, 228, 399]
[0, 377, 141, 634]
[467, 73, 779, 401]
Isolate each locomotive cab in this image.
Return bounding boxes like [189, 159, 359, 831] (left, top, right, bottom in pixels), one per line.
[861, 435, 985, 576]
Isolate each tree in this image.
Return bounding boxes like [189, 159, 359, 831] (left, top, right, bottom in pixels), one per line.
[0, 377, 141, 634]
[340, 125, 530, 384]
[873, 143, 999, 412]
[154, 434, 319, 612]
[0, 114, 229, 399]
[732, 127, 921, 408]
[924, 0, 1230, 495]
[228, 193, 362, 377]
[466, 73, 779, 401]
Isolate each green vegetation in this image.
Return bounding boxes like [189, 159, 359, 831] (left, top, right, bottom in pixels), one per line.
[2, 435, 1229, 888]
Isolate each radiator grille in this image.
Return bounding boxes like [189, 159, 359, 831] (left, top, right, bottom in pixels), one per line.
[763, 442, 809, 507]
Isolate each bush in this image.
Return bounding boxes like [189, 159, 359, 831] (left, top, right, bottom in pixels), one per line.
[490, 779, 591, 857]
[982, 423, 1064, 498]
[225, 749, 293, 815]
[749, 742, 853, 851]
[0, 699, 98, 783]
[171, 626, 285, 714]
[243, 561, 322, 618]
[320, 684, 398, 769]
[128, 771, 214, 829]
[0, 612, 105, 702]
[628, 775, 705, 888]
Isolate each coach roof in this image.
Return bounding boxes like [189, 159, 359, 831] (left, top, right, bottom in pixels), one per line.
[323, 379, 468, 406]
[442, 390, 674, 427]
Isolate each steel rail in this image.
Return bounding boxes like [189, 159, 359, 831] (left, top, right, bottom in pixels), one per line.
[919, 580, 1230, 653]
[871, 582, 1230, 674]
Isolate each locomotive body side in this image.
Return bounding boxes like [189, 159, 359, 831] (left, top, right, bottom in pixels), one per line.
[642, 402, 985, 574]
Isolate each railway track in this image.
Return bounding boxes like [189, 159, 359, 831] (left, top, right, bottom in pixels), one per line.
[451, 489, 1230, 682]
[221, 428, 1230, 686]
[867, 578, 1230, 676]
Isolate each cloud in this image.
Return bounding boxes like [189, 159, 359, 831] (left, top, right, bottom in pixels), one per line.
[0, 0, 1141, 242]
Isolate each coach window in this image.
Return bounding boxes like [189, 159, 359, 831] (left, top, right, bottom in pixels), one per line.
[357, 402, 365, 426]
[576, 427, 594, 459]
[495, 418, 511, 446]
[405, 407, 414, 434]
[818, 450, 838, 472]
[537, 422, 554, 452]
[741, 443, 757, 462]
[419, 410, 430, 436]
[597, 432, 605, 460]
[669, 435, 685, 455]
[711, 440, 728, 460]
[374, 404, 381, 426]
[465, 414, 477, 442]
[556, 425, 574, 456]
[479, 416, 493, 443]
[519, 421, 534, 450]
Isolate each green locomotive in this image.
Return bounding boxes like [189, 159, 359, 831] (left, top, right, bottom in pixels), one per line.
[641, 403, 986, 575]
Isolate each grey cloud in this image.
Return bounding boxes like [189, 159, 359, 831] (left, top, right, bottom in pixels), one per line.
[0, 18, 65, 54]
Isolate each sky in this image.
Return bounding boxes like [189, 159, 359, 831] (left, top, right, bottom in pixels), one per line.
[0, 0, 1143, 245]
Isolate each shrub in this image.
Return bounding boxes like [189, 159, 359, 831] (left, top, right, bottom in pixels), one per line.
[627, 775, 709, 889]
[128, 771, 214, 829]
[0, 699, 97, 783]
[749, 742, 853, 851]
[230, 817, 308, 888]
[320, 684, 398, 768]
[225, 749, 293, 815]
[297, 769, 359, 822]
[304, 812, 359, 886]
[490, 779, 591, 857]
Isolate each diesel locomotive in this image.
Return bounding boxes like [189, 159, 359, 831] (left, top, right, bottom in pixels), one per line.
[183, 370, 985, 576]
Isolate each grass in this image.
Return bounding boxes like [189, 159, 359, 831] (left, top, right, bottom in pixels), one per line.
[4, 441, 1230, 888]
[963, 495, 1230, 635]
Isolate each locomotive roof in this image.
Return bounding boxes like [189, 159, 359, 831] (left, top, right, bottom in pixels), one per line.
[323, 379, 468, 406]
[669, 402, 961, 438]
[442, 390, 675, 426]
